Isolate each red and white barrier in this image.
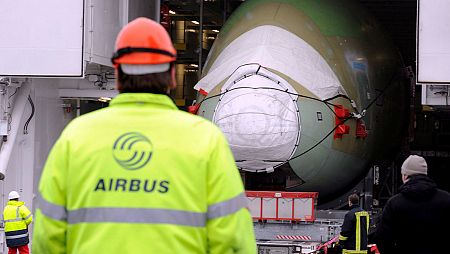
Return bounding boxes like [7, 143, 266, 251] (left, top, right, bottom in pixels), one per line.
[276, 235, 312, 241]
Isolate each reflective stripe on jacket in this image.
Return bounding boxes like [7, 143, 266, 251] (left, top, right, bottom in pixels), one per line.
[339, 205, 369, 254]
[32, 93, 256, 254]
[3, 201, 33, 247]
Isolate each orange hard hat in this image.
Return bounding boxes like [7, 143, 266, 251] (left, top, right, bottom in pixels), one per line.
[111, 17, 176, 67]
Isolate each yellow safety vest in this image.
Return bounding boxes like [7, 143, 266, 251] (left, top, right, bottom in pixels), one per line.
[3, 200, 32, 247]
[32, 93, 256, 254]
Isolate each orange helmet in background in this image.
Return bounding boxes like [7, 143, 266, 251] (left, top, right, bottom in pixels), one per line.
[111, 17, 176, 71]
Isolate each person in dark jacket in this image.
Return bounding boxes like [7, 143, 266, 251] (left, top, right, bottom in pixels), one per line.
[375, 155, 450, 254]
[338, 193, 369, 254]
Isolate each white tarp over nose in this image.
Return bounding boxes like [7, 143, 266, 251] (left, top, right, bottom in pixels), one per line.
[213, 65, 300, 171]
[195, 25, 346, 100]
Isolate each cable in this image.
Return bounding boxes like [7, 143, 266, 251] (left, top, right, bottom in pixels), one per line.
[360, 71, 398, 113]
[199, 65, 401, 171]
[196, 86, 345, 116]
[237, 72, 398, 171]
[236, 116, 352, 167]
[23, 95, 35, 135]
[8, 88, 18, 99]
[7, 87, 19, 108]
[196, 72, 357, 171]
[194, 66, 355, 119]
[285, 116, 352, 161]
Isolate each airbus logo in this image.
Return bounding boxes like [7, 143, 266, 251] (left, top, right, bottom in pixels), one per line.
[112, 132, 153, 170]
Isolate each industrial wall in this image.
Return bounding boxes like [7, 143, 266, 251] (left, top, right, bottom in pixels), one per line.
[0, 79, 70, 252]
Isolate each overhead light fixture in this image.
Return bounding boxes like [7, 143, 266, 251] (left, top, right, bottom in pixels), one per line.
[169, 10, 176, 15]
[212, 29, 220, 33]
[191, 21, 199, 25]
[98, 97, 111, 102]
[189, 64, 199, 68]
[186, 29, 196, 33]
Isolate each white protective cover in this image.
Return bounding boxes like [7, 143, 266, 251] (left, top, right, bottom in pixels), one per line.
[213, 64, 300, 171]
[195, 25, 346, 100]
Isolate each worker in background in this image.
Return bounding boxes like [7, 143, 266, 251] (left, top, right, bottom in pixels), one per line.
[375, 155, 450, 254]
[338, 193, 369, 254]
[3, 191, 33, 254]
[32, 17, 256, 254]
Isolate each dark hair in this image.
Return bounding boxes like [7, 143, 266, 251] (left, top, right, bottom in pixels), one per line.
[348, 193, 359, 205]
[117, 65, 172, 94]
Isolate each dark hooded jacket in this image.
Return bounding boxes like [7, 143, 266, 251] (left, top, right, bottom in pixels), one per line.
[375, 175, 450, 254]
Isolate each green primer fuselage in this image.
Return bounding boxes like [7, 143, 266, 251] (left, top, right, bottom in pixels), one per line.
[198, 0, 406, 199]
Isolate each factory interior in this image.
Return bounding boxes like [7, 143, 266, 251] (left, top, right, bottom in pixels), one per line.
[1, 0, 450, 253]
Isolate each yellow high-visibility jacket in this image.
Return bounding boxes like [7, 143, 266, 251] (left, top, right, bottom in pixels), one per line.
[33, 93, 256, 254]
[3, 200, 33, 247]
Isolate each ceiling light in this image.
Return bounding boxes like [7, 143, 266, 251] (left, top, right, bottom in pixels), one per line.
[191, 21, 199, 25]
[98, 97, 111, 102]
[186, 29, 196, 33]
[212, 29, 220, 33]
[169, 10, 176, 15]
[190, 64, 199, 68]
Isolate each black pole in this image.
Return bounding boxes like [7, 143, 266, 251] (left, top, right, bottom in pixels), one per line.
[198, 0, 204, 79]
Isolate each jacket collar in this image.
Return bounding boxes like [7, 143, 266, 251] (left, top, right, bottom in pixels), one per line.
[400, 174, 437, 200]
[350, 204, 360, 210]
[7, 200, 24, 206]
[110, 93, 178, 110]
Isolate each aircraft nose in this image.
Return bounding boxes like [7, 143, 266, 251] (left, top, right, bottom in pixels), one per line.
[213, 74, 300, 172]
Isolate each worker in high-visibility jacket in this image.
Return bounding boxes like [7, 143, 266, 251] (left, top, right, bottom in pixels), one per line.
[338, 193, 369, 254]
[3, 191, 33, 254]
[32, 17, 256, 254]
